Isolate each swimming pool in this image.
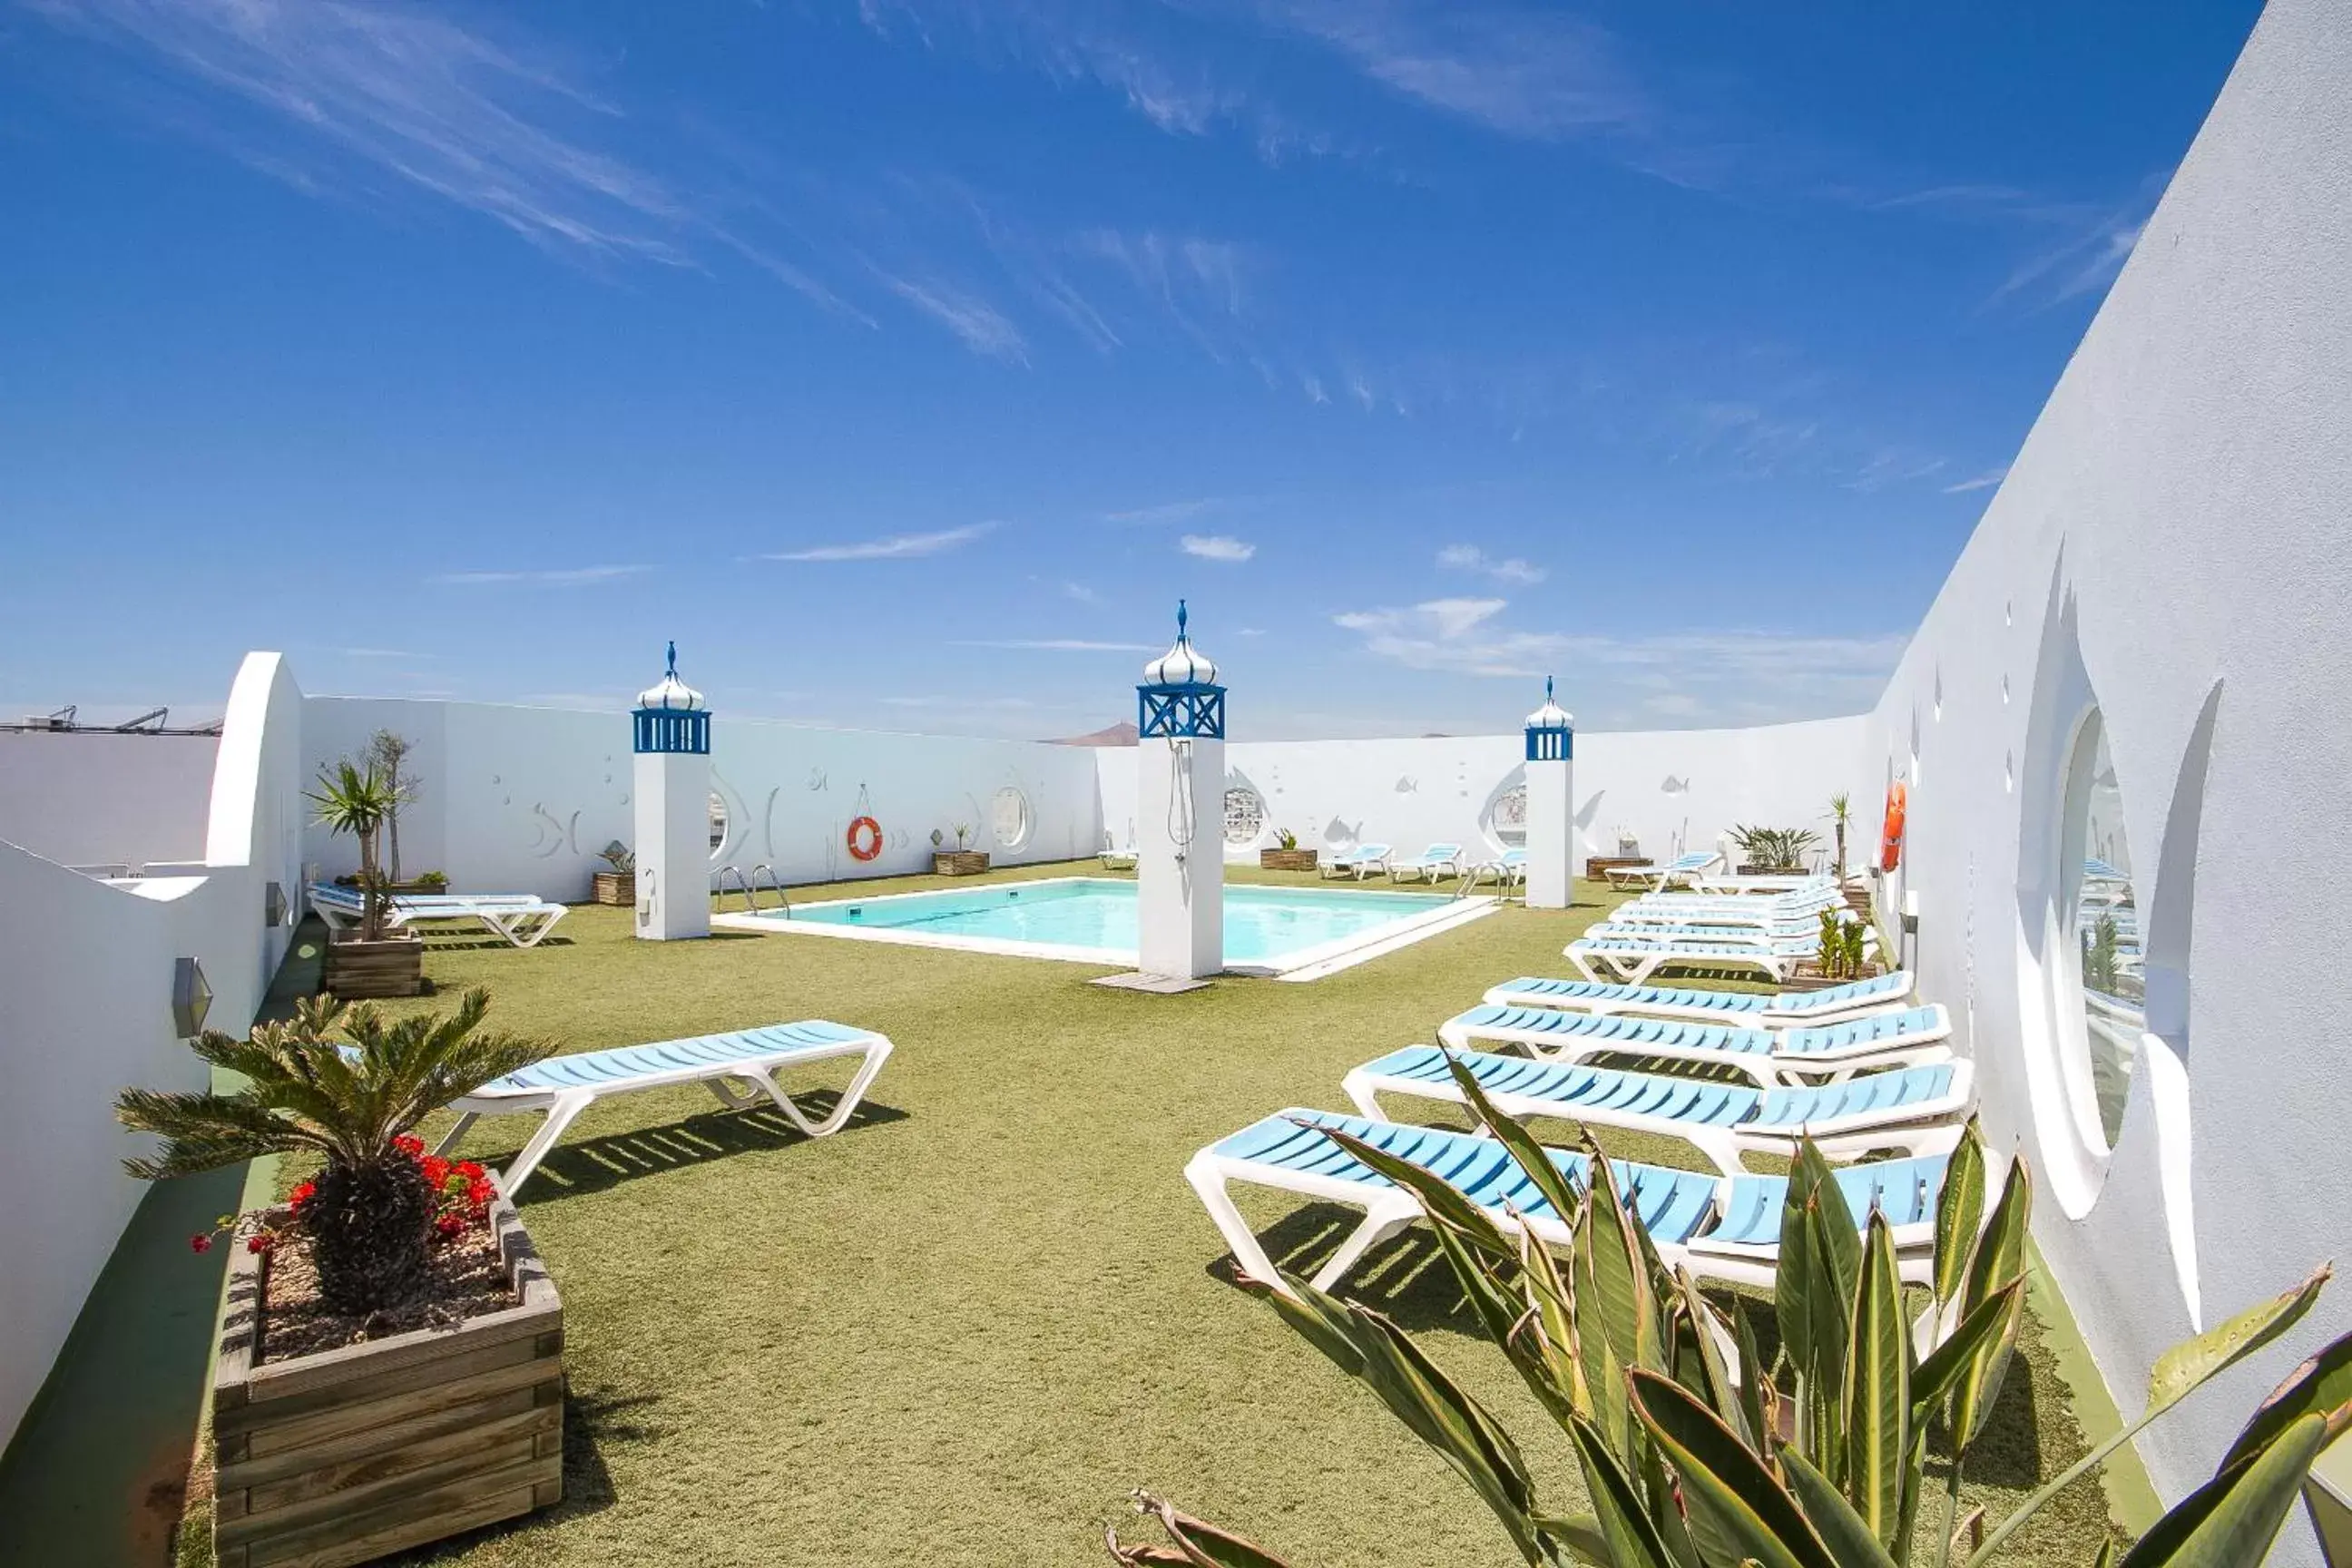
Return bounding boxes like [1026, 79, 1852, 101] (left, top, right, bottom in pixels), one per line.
[717, 877, 1485, 976]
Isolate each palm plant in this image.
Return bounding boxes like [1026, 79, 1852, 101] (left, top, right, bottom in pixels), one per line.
[116, 990, 548, 1314]
[1732, 824, 1823, 872]
[1112, 1060, 2352, 1567]
[1828, 793, 1854, 877]
[309, 757, 400, 941]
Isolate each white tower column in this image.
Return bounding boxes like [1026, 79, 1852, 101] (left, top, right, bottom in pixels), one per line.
[1523, 677, 1576, 910]
[632, 642, 711, 942]
[1134, 603, 1225, 979]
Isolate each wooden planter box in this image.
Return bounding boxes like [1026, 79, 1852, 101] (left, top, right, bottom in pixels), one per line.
[333, 877, 446, 897]
[933, 851, 990, 877]
[211, 1200, 564, 1568]
[1736, 864, 1808, 877]
[1585, 856, 1649, 882]
[1259, 848, 1319, 872]
[322, 933, 424, 999]
[1781, 960, 1886, 993]
[591, 870, 634, 906]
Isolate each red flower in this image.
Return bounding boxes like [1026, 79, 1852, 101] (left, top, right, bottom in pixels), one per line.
[287, 1180, 317, 1211]
[246, 1233, 275, 1255]
[189, 1233, 213, 1254]
[455, 1161, 485, 1182]
[393, 1133, 426, 1157]
[421, 1155, 451, 1189]
[434, 1212, 465, 1240]
[466, 1178, 496, 1210]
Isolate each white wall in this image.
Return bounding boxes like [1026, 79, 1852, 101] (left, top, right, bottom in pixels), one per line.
[1859, 0, 2352, 1547]
[1099, 717, 1873, 873]
[303, 698, 1104, 900]
[0, 653, 303, 1454]
[0, 732, 218, 869]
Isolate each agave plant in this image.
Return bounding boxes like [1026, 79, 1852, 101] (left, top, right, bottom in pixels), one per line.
[1817, 911, 1870, 981]
[1732, 825, 1823, 873]
[116, 991, 548, 1314]
[1113, 1057, 2351, 1567]
[308, 756, 401, 941]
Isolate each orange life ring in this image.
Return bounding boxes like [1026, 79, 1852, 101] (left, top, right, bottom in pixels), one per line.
[847, 816, 883, 862]
[1880, 781, 1908, 873]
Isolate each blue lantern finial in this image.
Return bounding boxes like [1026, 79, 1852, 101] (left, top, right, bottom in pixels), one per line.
[1176, 599, 1189, 641]
[1545, 674, 1554, 704]
[665, 640, 678, 680]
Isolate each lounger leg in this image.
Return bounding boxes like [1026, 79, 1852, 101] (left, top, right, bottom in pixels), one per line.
[739, 1040, 897, 1137]
[498, 1091, 594, 1198]
[1569, 948, 1604, 983]
[514, 906, 566, 949]
[1183, 1153, 1291, 1294]
[1308, 1196, 1423, 1293]
[433, 1112, 480, 1158]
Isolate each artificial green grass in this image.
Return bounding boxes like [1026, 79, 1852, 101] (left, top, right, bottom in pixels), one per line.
[196, 863, 2124, 1565]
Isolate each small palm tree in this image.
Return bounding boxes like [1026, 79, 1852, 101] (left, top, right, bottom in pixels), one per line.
[309, 758, 399, 940]
[116, 990, 549, 1314]
[1827, 790, 1855, 877]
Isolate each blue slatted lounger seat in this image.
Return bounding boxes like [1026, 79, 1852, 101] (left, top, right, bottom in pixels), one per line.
[1436, 1001, 1952, 1087]
[1483, 970, 1915, 1025]
[1344, 1044, 1972, 1174]
[308, 880, 568, 949]
[1184, 1108, 1947, 1297]
[442, 1019, 895, 1195]
[1566, 926, 1849, 985]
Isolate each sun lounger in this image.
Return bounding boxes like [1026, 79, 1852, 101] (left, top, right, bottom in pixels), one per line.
[1565, 927, 1850, 984]
[1343, 1044, 1971, 1174]
[1436, 1000, 1952, 1086]
[1318, 843, 1393, 880]
[1480, 970, 1916, 1026]
[1468, 848, 1527, 887]
[1602, 851, 1723, 890]
[308, 881, 568, 949]
[1387, 843, 1465, 883]
[1604, 892, 1846, 931]
[1184, 1108, 1946, 1296]
[436, 1019, 896, 1195]
[1098, 832, 1138, 870]
[1689, 872, 1836, 896]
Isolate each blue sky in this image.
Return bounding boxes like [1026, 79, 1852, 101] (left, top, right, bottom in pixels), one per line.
[0, 0, 2259, 739]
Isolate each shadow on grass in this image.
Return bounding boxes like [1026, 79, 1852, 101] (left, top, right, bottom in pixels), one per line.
[1204, 1204, 1485, 1336]
[377, 1387, 662, 1564]
[500, 1093, 911, 1201]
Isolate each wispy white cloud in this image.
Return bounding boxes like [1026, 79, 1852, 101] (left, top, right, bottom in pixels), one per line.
[760, 523, 995, 562]
[1061, 581, 1102, 603]
[954, 638, 1156, 652]
[1237, 627, 1268, 637]
[1106, 497, 1227, 524]
[1181, 534, 1256, 563]
[27, 0, 858, 314]
[873, 272, 1029, 362]
[1843, 448, 1947, 494]
[1942, 466, 2010, 495]
[434, 564, 647, 586]
[1436, 543, 1545, 585]
[1986, 202, 2149, 310]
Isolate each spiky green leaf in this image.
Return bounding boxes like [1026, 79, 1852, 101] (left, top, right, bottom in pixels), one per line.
[2107, 1409, 2340, 1568]
[1631, 1370, 1838, 1568]
[1568, 1413, 1677, 1568]
[1931, 1119, 1986, 1308]
[2146, 1265, 2331, 1414]
[2219, 1326, 2352, 1475]
[1779, 1449, 1900, 1568]
[1840, 1213, 1909, 1547]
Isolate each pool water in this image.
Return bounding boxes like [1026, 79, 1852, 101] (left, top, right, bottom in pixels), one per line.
[766, 877, 1454, 965]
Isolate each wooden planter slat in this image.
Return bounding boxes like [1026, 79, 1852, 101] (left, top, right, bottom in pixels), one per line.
[933, 851, 989, 876]
[211, 1199, 563, 1567]
[1259, 848, 1318, 871]
[321, 935, 425, 1000]
[591, 871, 634, 906]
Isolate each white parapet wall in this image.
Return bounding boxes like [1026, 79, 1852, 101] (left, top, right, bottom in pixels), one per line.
[1098, 717, 1876, 877]
[301, 698, 1105, 899]
[0, 731, 220, 871]
[1854, 0, 2352, 1537]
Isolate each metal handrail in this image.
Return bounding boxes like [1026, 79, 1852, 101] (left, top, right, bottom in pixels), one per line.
[747, 863, 790, 917]
[713, 866, 757, 912]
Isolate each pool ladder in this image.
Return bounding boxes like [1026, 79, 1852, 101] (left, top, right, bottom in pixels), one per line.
[714, 864, 790, 916]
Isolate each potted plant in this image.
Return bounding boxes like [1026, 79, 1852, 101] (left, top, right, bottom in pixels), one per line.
[115, 991, 565, 1566]
[311, 757, 424, 998]
[1259, 828, 1318, 873]
[1788, 907, 1878, 990]
[593, 841, 635, 906]
[1729, 823, 1820, 877]
[934, 823, 989, 877]
[1825, 790, 1853, 877]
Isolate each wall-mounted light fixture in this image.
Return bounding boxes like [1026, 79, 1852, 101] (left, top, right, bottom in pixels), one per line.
[265, 881, 289, 928]
[172, 956, 213, 1039]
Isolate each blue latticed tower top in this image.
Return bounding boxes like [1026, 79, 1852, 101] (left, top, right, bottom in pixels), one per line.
[1524, 675, 1573, 761]
[1137, 600, 1225, 740]
[633, 641, 710, 755]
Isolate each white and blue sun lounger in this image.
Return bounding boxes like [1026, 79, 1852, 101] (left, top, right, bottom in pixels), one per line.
[1319, 843, 1393, 880]
[1602, 851, 1724, 891]
[1099, 831, 1139, 870]
[1481, 971, 1916, 1027]
[1610, 885, 1845, 927]
[1468, 848, 1527, 887]
[1387, 843, 1465, 883]
[309, 881, 567, 950]
[1437, 1001, 1952, 1086]
[1343, 1045, 1972, 1175]
[1185, 1108, 1947, 1296]
[437, 1019, 895, 1195]
[1567, 929, 1836, 985]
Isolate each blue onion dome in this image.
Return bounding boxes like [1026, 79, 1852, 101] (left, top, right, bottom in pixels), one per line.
[637, 641, 706, 711]
[1526, 676, 1572, 729]
[1142, 600, 1220, 686]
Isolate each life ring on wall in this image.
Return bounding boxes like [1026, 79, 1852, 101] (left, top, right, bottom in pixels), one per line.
[1880, 781, 1908, 872]
[847, 816, 884, 862]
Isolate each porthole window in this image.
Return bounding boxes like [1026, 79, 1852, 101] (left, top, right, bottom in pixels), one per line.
[1488, 783, 1528, 847]
[708, 792, 728, 858]
[1223, 787, 1266, 846]
[992, 787, 1033, 850]
[2061, 713, 2141, 1151]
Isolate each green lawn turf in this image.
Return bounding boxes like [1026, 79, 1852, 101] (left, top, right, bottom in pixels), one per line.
[195, 861, 2126, 1565]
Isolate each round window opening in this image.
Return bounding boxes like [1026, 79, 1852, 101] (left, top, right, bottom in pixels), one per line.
[992, 787, 1033, 850]
[2061, 713, 2141, 1151]
[1489, 783, 1528, 848]
[1223, 787, 1266, 847]
[708, 791, 728, 858]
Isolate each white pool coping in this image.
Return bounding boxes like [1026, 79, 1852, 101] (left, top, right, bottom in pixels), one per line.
[710, 875, 1497, 979]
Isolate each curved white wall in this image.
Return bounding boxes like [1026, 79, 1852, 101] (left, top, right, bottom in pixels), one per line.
[1865, 0, 2352, 1541]
[0, 732, 219, 869]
